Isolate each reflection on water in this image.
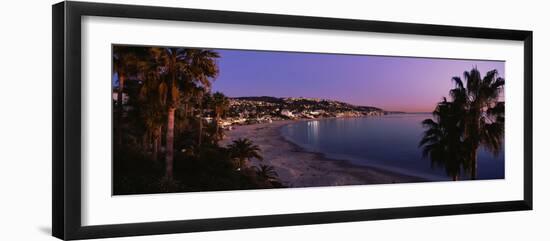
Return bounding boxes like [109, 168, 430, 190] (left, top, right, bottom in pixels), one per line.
[280, 114, 504, 180]
[306, 120, 320, 145]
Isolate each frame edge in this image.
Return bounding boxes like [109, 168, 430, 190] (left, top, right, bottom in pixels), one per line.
[52, 1, 66, 240]
[523, 31, 533, 210]
[54, 1, 534, 240]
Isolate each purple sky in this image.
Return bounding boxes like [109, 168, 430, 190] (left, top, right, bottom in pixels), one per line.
[211, 49, 504, 112]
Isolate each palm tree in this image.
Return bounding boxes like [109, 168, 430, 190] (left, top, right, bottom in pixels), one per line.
[112, 46, 139, 146]
[420, 68, 505, 180]
[228, 138, 263, 169]
[419, 99, 467, 180]
[253, 164, 279, 181]
[193, 86, 207, 149]
[137, 69, 165, 162]
[150, 48, 219, 179]
[212, 92, 229, 120]
[448, 68, 505, 179]
[211, 92, 229, 140]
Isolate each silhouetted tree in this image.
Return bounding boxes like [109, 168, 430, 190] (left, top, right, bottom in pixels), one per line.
[149, 48, 219, 179]
[211, 92, 229, 140]
[420, 68, 505, 180]
[228, 138, 263, 169]
[113, 46, 139, 146]
[420, 98, 467, 180]
[449, 68, 505, 179]
[253, 164, 279, 182]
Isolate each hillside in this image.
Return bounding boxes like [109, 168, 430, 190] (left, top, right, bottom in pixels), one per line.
[222, 96, 384, 124]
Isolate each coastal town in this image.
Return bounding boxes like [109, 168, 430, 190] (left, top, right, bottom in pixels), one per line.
[214, 96, 385, 129]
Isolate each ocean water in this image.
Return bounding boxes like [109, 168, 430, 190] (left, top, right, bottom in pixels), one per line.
[280, 114, 505, 181]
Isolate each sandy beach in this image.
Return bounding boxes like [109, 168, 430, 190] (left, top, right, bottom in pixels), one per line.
[220, 120, 425, 188]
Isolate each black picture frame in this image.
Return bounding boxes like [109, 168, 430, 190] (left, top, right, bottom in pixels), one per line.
[52, 1, 533, 240]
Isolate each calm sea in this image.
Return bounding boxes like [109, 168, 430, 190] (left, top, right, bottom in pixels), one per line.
[280, 113, 504, 181]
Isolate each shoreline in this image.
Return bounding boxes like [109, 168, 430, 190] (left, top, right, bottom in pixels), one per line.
[220, 119, 427, 188]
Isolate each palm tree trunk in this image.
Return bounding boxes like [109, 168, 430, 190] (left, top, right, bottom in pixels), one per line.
[240, 158, 246, 169]
[116, 74, 125, 146]
[157, 126, 162, 159]
[215, 109, 221, 141]
[183, 102, 189, 119]
[142, 132, 148, 152]
[237, 158, 245, 169]
[469, 111, 481, 180]
[152, 126, 161, 162]
[165, 62, 178, 179]
[165, 107, 176, 179]
[470, 147, 478, 180]
[153, 137, 159, 162]
[198, 119, 202, 148]
[198, 102, 203, 149]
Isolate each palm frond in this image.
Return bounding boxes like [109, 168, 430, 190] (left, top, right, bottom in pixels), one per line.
[451, 76, 464, 89]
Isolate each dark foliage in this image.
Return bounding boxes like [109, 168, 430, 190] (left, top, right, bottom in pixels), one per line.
[112, 46, 285, 195]
[419, 68, 505, 180]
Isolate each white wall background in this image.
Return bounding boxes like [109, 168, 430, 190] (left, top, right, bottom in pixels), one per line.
[0, 0, 547, 240]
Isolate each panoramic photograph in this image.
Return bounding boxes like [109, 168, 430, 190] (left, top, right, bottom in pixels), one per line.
[112, 45, 505, 195]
